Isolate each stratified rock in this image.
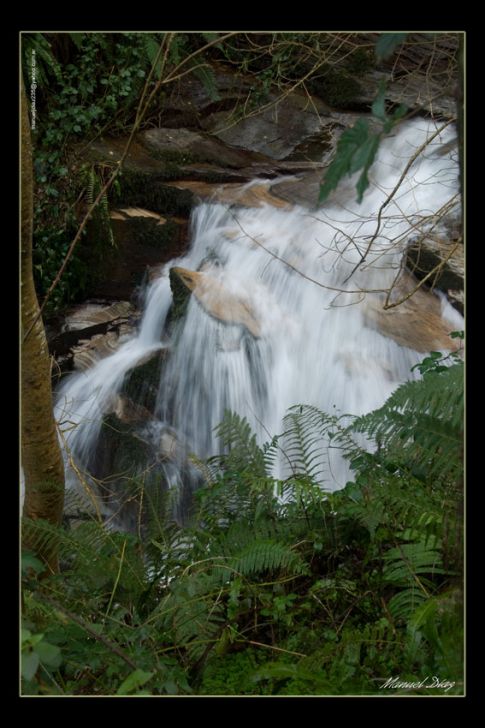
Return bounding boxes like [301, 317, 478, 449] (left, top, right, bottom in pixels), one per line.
[169, 266, 262, 338]
[164, 179, 292, 209]
[62, 301, 135, 332]
[50, 301, 138, 377]
[140, 127, 271, 168]
[202, 90, 333, 160]
[72, 325, 134, 371]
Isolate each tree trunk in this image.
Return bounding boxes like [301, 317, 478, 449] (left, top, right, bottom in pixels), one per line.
[21, 77, 65, 573]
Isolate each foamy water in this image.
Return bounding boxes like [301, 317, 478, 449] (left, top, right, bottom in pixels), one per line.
[55, 118, 462, 511]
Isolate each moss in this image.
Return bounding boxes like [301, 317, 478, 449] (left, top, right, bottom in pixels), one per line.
[122, 351, 165, 413]
[124, 217, 178, 249]
[168, 267, 192, 323]
[307, 67, 362, 108]
[343, 47, 374, 76]
[112, 169, 195, 216]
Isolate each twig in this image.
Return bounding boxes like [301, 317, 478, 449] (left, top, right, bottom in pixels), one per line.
[104, 539, 127, 620]
[241, 639, 306, 658]
[39, 592, 137, 670]
[228, 208, 388, 296]
[342, 119, 454, 285]
[383, 240, 460, 309]
[23, 33, 239, 343]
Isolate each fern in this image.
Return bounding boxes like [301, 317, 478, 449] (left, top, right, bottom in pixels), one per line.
[227, 539, 308, 580]
[352, 363, 463, 482]
[280, 405, 354, 481]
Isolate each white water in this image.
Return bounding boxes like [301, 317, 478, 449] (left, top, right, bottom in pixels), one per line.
[55, 119, 463, 514]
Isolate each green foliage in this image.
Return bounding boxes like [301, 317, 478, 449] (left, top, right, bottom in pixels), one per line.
[319, 82, 408, 204]
[22, 32, 208, 313]
[375, 33, 408, 61]
[22, 348, 463, 695]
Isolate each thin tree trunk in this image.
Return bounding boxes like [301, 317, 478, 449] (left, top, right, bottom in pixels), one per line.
[21, 76, 65, 573]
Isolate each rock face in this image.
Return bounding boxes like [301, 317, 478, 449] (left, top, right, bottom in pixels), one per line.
[89, 208, 189, 300]
[170, 266, 262, 338]
[363, 273, 462, 353]
[202, 90, 333, 161]
[406, 227, 464, 315]
[49, 301, 138, 377]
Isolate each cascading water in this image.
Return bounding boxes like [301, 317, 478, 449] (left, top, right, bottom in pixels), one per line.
[55, 118, 463, 525]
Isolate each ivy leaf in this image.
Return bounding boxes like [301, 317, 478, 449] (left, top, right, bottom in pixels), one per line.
[375, 33, 408, 61]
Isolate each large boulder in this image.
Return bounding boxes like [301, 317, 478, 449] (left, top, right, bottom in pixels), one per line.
[169, 266, 262, 338]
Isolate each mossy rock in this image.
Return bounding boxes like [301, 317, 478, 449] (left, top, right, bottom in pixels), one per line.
[122, 217, 178, 249]
[89, 412, 167, 533]
[168, 266, 192, 324]
[306, 68, 362, 108]
[122, 350, 167, 413]
[112, 169, 195, 217]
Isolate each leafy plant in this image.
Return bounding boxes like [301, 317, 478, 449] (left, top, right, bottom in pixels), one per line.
[319, 82, 408, 204]
[22, 349, 463, 695]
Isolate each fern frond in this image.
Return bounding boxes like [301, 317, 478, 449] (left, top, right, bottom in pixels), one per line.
[352, 364, 463, 482]
[281, 405, 354, 481]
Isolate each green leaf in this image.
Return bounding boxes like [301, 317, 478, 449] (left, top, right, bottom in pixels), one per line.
[22, 652, 40, 681]
[68, 33, 85, 49]
[371, 81, 387, 122]
[201, 32, 222, 46]
[319, 119, 370, 203]
[375, 33, 408, 61]
[22, 551, 45, 577]
[35, 641, 62, 668]
[116, 669, 154, 695]
[355, 134, 381, 203]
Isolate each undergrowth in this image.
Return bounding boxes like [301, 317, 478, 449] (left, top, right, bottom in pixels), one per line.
[21, 349, 464, 696]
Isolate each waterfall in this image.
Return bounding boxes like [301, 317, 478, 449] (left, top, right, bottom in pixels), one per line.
[55, 118, 463, 524]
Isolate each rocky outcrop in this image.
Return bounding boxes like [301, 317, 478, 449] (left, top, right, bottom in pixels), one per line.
[406, 232, 464, 314]
[170, 266, 262, 338]
[363, 272, 462, 352]
[49, 301, 138, 377]
[201, 90, 333, 161]
[88, 207, 189, 300]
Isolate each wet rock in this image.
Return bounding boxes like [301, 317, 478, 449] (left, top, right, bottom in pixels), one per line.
[140, 127, 271, 169]
[406, 233, 464, 313]
[62, 301, 135, 332]
[72, 325, 134, 371]
[202, 89, 333, 160]
[122, 348, 169, 414]
[170, 266, 262, 338]
[106, 394, 154, 424]
[363, 272, 462, 352]
[49, 301, 138, 377]
[164, 179, 293, 209]
[89, 207, 189, 300]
